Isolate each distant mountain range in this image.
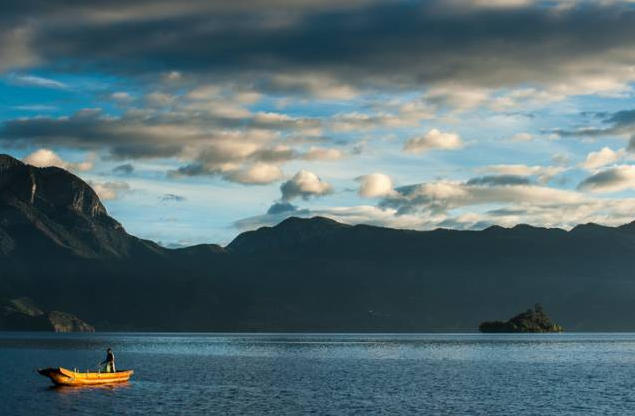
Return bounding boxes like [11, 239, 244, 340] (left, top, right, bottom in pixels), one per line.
[2, 153, 635, 331]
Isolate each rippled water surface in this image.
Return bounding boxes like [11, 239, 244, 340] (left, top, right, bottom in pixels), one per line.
[2, 332, 635, 415]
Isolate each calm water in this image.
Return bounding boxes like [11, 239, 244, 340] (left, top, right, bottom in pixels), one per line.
[2, 333, 635, 415]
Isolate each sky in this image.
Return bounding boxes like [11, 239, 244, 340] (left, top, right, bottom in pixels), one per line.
[3, 0, 635, 246]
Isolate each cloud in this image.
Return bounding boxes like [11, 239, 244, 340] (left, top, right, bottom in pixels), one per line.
[111, 92, 133, 102]
[466, 175, 531, 186]
[160, 193, 186, 202]
[357, 173, 395, 198]
[225, 163, 284, 185]
[113, 163, 135, 175]
[280, 170, 332, 201]
[328, 111, 421, 132]
[510, 132, 533, 142]
[23, 148, 94, 172]
[237, 196, 635, 234]
[0, 109, 185, 159]
[424, 86, 489, 113]
[302, 147, 343, 161]
[87, 181, 130, 200]
[146, 92, 176, 107]
[403, 129, 463, 154]
[3, 1, 635, 98]
[6, 0, 635, 94]
[581, 147, 625, 170]
[12, 105, 56, 112]
[236, 169, 635, 233]
[1, 107, 337, 185]
[265, 73, 358, 100]
[489, 88, 563, 111]
[380, 177, 583, 215]
[557, 108, 635, 140]
[482, 164, 567, 183]
[169, 137, 287, 185]
[267, 201, 299, 215]
[8, 74, 66, 89]
[0, 27, 39, 72]
[578, 165, 635, 193]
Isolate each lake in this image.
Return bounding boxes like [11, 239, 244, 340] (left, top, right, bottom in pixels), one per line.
[2, 332, 635, 415]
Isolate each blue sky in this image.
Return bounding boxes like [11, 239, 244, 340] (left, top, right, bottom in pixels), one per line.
[3, 0, 635, 246]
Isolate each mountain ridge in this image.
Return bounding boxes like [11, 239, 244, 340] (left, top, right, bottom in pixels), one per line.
[3, 153, 635, 332]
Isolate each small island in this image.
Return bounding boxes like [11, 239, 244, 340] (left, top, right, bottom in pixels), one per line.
[479, 303, 563, 333]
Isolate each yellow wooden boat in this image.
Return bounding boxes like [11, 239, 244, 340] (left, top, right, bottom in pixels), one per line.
[38, 367, 134, 386]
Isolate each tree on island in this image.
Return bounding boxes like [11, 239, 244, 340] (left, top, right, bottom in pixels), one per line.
[479, 304, 563, 333]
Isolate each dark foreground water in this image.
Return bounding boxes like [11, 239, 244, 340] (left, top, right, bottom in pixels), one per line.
[2, 333, 635, 415]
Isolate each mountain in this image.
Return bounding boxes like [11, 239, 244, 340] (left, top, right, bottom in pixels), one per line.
[1, 297, 94, 332]
[3, 153, 635, 331]
[0, 154, 165, 260]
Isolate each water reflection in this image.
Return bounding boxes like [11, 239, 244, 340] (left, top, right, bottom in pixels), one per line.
[47, 382, 132, 394]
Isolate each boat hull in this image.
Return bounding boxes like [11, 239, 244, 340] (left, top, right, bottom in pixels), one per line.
[38, 367, 134, 386]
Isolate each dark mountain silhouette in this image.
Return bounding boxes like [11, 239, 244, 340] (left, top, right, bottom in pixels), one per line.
[1, 297, 94, 332]
[0, 154, 164, 259]
[2, 153, 635, 331]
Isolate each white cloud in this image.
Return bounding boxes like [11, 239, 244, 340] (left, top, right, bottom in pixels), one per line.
[403, 129, 464, 154]
[24, 149, 94, 172]
[280, 170, 333, 200]
[88, 181, 131, 200]
[111, 92, 133, 101]
[9, 74, 67, 89]
[510, 132, 533, 142]
[581, 147, 625, 170]
[226, 163, 284, 185]
[357, 173, 396, 198]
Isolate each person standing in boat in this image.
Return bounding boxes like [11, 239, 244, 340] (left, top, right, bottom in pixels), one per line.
[101, 348, 116, 373]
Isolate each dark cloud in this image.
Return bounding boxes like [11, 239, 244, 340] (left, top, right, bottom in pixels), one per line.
[486, 207, 529, 217]
[466, 175, 531, 187]
[160, 193, 186, 202]
[605, 109, 635, 126]
[3, 1, 635, 92]
[0, 103, 346, 185]
[113, 163, 134, 175]
[0, 106, 346, 184]
[266, 201, 298, 215]
[558, 108, 635, 139]
[577, 166, 635, 193]
[0, 109, 185, 159]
